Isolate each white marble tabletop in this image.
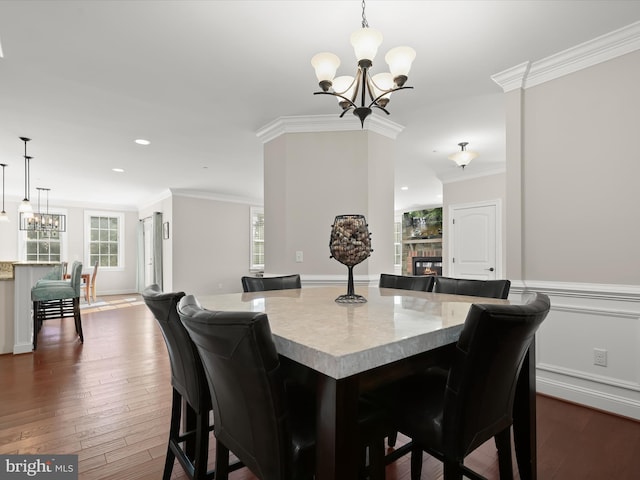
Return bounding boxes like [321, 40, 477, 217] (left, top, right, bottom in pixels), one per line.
[198, 286, 509, 379]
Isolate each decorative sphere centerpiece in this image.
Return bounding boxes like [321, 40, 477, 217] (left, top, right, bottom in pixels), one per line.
[329, 214, 373, 303]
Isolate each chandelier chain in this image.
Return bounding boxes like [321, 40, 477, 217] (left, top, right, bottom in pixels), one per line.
[361, 0, 369, 28]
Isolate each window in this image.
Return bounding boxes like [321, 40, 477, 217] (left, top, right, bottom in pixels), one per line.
[251, 207, 264, 271]
[394, 220, 402, 267]
[25, 230, 62, 262]
[85, 211, 124, 269]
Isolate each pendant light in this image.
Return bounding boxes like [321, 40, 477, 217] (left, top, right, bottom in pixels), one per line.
[0, 163, 8, 223]
[448, 142, 479, 169]
[18, 137, 33, 216]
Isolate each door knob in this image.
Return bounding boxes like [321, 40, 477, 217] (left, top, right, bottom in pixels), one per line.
[486, 267, 494, 272]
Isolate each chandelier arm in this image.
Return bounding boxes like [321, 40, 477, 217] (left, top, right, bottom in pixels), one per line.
[367, 85, 414, 109]
[313, 91, 358, 109]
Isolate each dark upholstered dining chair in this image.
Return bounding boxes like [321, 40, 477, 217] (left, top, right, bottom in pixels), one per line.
[376, 292, 550, 480]
[142, 284, 242, 480]
[177, 294, 389, 480]
[432, 276, 511, 299]
[379, 273, 434, 292]
[241, 274, 301, 292]
[31, 261, 83, 349]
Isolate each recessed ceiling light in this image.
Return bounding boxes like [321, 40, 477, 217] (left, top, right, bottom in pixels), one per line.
[135, 139, 150, 145]
[400, 186, 409, 191]
[112, 168, 124, 173]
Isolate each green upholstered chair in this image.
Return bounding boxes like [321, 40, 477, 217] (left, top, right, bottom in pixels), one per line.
[31, 260, 84, 349]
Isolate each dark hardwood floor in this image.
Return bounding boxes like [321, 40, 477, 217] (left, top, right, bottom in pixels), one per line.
[1, 295, 638, 479]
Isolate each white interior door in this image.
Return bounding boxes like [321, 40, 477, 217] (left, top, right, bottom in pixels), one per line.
[449, 202, 500, 279]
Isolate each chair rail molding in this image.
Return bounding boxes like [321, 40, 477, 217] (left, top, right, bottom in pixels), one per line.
[510, 279, 640, 420]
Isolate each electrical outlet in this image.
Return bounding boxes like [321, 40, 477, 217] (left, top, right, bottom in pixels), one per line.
[295, 251, 303, 263]
[593, 348, 607, 367]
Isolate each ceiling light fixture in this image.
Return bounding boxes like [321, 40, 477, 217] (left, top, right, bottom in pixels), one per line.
[135, 139, 150, 145]
[18, 137, 33, 216]
[311, 0, 416, 127]
[448, 142, 479, 169]
[20, 187, 66, 232]
[0, 163, 8, 223]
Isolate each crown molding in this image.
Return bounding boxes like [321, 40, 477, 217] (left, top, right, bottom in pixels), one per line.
[256, 114, 405, 143]
[170, 188, 262, 206]
[438, 166, 506, 184]
[492, 21, 640, 92]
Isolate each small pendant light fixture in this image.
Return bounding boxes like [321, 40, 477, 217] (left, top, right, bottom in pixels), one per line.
[448, 142, 479, 169]
[0, 163, 8, 223]
[18, 136, 33, 216]
[311, 0, 416, 127]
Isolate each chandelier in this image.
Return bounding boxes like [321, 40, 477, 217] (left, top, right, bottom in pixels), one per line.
[311, 0, 416, 127]
[448, 142, 479, 169]
[20, 187, 67, 232]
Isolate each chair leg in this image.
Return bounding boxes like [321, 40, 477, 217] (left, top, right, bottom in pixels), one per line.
[73, 298, 84, 343]
[192, 410, 210, 479]
[33, 301, 39, 350]
[443, 459, 463, 480]
[215, 441, 231, 480]
[164, 389, 181, 480]
[388, 430, 398, 447]
[410, 444, 423, 480]
[495, 428, 514, 480]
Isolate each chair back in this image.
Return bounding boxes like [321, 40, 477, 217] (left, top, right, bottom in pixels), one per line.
[178, 296, 293, 480]
[90, 260, 99, 283]
[379, 273, 434, 292]
[433, 276, 511, 299]
[142, 285, 211, 413]
[241, 274, 301, 292]
[68, 261, 83, 296]
[444, 292, 550, 458]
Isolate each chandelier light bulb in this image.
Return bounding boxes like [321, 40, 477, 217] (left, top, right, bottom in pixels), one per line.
[371, 72, 394, 106]
[385, 46, 416, 86]
[350, 27, 383, 63]
[311, 52, 341, 91]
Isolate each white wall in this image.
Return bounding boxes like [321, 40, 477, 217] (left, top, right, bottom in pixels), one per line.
[504, 49, 640, 419]
[263, 129, 395, 283]
[170, 194, 253, 295]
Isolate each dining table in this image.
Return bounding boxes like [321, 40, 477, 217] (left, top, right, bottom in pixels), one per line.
[198, 285, 537, 480]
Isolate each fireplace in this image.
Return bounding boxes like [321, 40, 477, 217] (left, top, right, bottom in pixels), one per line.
[412, 256, 442, 276]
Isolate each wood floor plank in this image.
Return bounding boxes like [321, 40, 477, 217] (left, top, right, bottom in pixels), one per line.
[1, 294, 638, 479]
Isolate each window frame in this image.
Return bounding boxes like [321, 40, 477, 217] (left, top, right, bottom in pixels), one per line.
[84, 210, 125, 271]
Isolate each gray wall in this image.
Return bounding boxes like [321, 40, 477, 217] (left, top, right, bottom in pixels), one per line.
[521, 50, 640, 285]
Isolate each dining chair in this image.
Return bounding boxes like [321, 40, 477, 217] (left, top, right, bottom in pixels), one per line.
[81, 261, 99, 304]
[379, 273, 434, 292]
[376, 292, 550, 480]
[142, 284, 242, 480]
[177, 294, 389, 480]
[241, 274, 301, 292]
[31, 261, 84, 349]
[432, 276, 511, 299]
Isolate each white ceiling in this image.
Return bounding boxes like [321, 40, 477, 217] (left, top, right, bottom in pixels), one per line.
[1, 1, 639, 212]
